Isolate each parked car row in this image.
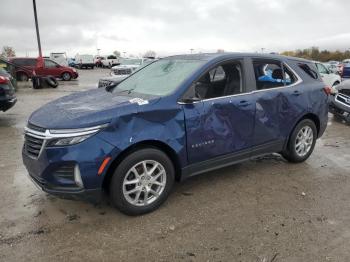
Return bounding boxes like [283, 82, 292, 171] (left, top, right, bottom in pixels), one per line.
[98, 58, 156, 88]
[9, 57, 78, 81]
[0, 68, 17, 112]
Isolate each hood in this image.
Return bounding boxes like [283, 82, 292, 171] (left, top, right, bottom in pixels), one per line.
[335, 80, 350, 91]
[29, 88, 156, 129]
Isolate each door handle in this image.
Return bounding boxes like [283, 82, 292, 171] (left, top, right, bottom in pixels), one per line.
[238, 100, 251, 107]
[292, 90, 301, 96]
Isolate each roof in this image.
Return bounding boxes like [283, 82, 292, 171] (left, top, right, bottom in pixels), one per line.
[165, 52, 312, 63]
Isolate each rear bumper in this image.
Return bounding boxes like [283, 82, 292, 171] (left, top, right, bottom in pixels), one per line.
[0, 96, 17, 112]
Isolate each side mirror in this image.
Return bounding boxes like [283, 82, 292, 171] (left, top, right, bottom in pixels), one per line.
[105, 83, 118, 92]
[56, 65, 60, 68]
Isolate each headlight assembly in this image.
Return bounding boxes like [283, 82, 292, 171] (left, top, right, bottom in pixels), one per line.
[44, 123, 109, 147]
[46, 134, 93, 146]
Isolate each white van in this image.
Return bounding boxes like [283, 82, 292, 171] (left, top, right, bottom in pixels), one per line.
[50, 52, 68, 66]
[74, 54, 95, 69]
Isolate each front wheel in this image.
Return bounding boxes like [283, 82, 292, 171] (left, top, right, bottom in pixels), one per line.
[110, 148, 174, 216]
[282, 119, 317, 163]
[61, 72, 72, 81]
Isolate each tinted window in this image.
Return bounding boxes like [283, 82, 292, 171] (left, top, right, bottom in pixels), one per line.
[12, 58, 36, 66]
[299, 63, 318, 79]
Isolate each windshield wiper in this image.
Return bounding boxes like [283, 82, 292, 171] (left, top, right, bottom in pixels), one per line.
[116, 88, 135, 94]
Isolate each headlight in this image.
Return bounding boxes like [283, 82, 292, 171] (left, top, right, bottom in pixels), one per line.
[46, 123, 109, 147]
[47, 134, 93, 146]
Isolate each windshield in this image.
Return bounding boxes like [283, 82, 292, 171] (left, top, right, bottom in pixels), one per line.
[113, 59, 205, 96]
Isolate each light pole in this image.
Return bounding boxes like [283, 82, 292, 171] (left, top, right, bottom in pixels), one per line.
[32, 0, 42, 58]
[97, 48, 101, 56]
[190, 48, 194, 54]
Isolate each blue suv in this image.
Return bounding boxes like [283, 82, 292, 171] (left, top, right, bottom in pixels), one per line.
[23, 53, 329, 215]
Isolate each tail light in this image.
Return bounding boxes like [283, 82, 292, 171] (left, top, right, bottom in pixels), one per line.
[323, 86, 332, 95]
[0, 76, 9, 84]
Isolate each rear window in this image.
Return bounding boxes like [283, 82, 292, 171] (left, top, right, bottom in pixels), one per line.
[298, 63, 318, 79]
[12, 58, 36, 66]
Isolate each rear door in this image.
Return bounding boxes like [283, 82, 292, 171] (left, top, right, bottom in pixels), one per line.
[182, 59, 256, 164]
[249, 58, 302, 151]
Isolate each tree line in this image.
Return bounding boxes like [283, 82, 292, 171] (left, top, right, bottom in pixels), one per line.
[281, 47, 350, 62]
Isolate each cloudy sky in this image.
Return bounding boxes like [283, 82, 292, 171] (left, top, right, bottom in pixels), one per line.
[1, 0, 350, 57]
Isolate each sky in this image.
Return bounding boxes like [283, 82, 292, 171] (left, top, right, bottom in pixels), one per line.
[1, 0, 350, 58]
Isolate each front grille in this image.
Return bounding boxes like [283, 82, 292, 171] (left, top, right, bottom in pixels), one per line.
[98, 79, 114, 88]
[339, 89, 350, 96]
[113, 68, 131, 75]
[52, 164, 80, 189]
[336, 93, 350, 107]
[24, 134, 44, 158]
[54, 165, 75, 179]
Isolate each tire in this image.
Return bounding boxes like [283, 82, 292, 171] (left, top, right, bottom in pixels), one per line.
[109, 148, 175, 216]
[282, 119, 317, 163]
[61, 72, 72, 81]
[45, 76, 58, 88]
[18, 72, 29, 82]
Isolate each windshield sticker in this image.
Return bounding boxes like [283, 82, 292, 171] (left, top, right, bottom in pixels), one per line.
[129, 98, 149, 105]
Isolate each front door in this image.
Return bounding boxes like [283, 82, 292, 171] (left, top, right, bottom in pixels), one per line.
[182, 60, 256, 164]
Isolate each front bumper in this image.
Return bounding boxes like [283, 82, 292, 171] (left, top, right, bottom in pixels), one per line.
[329, 94, 350, 121]
[28, 171, 102, 202]
[72, 72, 79, 79]
[22, 131, 116, 202]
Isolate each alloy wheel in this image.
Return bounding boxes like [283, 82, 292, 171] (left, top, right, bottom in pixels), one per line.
[122, 160, 166, 207]
[295, 126, 314, 157]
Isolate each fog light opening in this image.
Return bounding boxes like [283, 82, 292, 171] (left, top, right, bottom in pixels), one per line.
[74, 165, 84, 188]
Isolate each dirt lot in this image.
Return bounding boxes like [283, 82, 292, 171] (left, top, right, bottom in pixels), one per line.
[0, 68, 349, 262]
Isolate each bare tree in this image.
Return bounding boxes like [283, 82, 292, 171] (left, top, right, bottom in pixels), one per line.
[113, 50, 121, 57]
[1, 46, 16, 58]
[143, 50, 156, 58]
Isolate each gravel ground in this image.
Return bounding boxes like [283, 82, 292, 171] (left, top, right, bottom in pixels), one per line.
[0, 68, 349, 262]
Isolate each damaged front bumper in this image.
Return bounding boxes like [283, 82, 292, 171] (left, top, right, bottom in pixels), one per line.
[329, 93, 350, 122]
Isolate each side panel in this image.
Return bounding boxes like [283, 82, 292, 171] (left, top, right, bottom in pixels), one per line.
[97, 102, 188, 168]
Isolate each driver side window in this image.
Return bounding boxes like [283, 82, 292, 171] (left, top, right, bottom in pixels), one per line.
[191, 61, 244, 100]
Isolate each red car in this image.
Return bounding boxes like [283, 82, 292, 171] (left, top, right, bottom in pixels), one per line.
[9, 57, 78, 81]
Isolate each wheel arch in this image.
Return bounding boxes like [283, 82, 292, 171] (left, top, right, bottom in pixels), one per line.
[286, 113, 320, 149]
[102, 140, 182, 194]
[16, 70, 29, 79]
[61, 71, 72, 78]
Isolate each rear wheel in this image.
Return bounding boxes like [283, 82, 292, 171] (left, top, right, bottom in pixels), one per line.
[17, 72, 28, 81]
[61, 72, 71, 81]
[282, 119, 317, 163]
[109, 148, 174, 216]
